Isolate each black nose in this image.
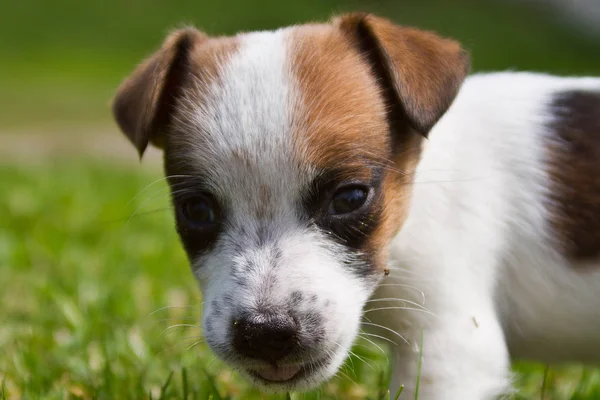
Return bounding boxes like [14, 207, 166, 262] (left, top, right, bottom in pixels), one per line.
[232, 313, 299, 362]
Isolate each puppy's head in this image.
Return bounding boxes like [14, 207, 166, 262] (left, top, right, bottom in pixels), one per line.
[113, 14, 468, 391]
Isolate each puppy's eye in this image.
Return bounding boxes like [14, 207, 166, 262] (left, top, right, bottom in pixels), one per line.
[180, 195, 219, 228]
[328, 186, 369, 215]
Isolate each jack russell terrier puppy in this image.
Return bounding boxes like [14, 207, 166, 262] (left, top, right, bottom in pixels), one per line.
[112, 13, 600, 399]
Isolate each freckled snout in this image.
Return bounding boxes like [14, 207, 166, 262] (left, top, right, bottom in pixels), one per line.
[232, 312, 299, 363]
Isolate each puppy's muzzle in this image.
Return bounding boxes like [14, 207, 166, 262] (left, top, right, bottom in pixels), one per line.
[232, 312, 299, 363]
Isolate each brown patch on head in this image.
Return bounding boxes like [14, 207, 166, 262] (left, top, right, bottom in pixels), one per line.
[288, 15, 468, 272]
[289, 24, 400, 274]
[112, 28, 238, 157]
[289, 23, 391, 169]
[547, 90, 600, 263]
[189, 37, 238, 76]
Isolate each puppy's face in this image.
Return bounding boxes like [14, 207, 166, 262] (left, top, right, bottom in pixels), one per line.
[113, 14, 468, 392]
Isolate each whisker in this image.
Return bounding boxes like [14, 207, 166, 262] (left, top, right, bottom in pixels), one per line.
[364, 306, 435, 316]
[344, 356, 357, 378]
[119, 207, 171, 221]
[148, 317, 198, 323]
[325, 349, 358, 386]
[375, 283, 426, 303]
[156, 337, 203, 356]
[361, 322, 410, 345]
[366, 298, 430, 313]
[334, 367, 356, 385]
[186, 340, 205, 351]
[159, 328, 203, 340]
[159, 324, 201, 337]
[355, 336, 389, 362]
[150, 304, 202, 316]
[125, 186, 173, 225]
[330, 340, 356, 377]
[358, 331, 399, 348]
[348, 349, 377, 372]
[127, 175, 195, 205]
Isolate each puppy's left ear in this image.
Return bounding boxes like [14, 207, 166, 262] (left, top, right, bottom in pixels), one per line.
[334, 13, 470, 136]
[112, 28, 207, 158]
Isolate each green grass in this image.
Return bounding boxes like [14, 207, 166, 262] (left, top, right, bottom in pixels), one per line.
[2, 0, 599, 398]
[0, 160, 384, 399]
[2, 160, 600, 399]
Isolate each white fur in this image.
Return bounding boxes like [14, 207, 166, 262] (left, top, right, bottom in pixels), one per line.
[177, 30, 376, 391]
[370, 72, 600, 399]
[171, 30, 600, 398]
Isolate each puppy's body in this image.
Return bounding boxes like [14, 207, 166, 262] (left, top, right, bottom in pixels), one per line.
[113, 15, 600, 399]
[374, 72, 600, 397]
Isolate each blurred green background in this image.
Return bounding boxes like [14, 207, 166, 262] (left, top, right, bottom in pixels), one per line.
[1, 1, 600, 399]
[2, 0, 600, 129]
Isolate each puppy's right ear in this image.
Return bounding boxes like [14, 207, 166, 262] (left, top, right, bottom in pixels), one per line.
[112, 28, 207, 158]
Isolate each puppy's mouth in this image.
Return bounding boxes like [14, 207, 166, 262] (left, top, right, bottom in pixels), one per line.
[246, 357, 329, 384]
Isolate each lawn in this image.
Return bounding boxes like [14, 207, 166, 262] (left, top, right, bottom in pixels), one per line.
[2, 0, 600, 398]
[2, 161, 600, 399]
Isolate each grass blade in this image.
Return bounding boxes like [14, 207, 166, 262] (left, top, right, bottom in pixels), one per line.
[378, 364, 389, 400]
[394, 385, 405, 400]
[182, 367, 189, 400]
[158, 371, 174, 400]
[203, 369, 222, 400]
[414, 328, 424, 400]
[540, 365, 550, 400]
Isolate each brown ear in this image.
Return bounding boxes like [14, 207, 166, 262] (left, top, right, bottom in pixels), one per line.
[335, 13, 470, 136]
[112, 28, 207, 157]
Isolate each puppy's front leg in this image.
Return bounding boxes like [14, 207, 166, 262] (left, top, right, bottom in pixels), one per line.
[370, 255, 512, 400]
[386, 306, 510, 400]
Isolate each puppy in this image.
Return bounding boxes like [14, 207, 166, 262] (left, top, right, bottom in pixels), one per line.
[112, 13, 600, 399]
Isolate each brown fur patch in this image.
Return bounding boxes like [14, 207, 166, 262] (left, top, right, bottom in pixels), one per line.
[547, 90, 600, 262]
[288, 15, 468, 272]
[289, 23, 423, 272]
[186, 36, 239, 90]
[113, 29, 239, 157]
[112, 28, 207, 156]
[289, 24, 391, 169]
[335, 13, 470, 135]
